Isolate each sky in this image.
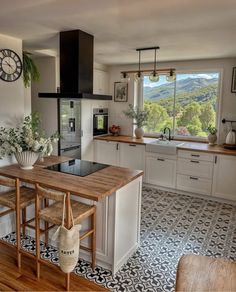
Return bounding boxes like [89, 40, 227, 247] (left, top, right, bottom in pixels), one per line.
[144, 72, 220, 88]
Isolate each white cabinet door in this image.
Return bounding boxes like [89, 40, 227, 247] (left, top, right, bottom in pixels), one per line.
[212, 155, 236, 201]
[94, 140, 119, 166]
[146, 155, 176, 188]
[93, 69, 109, 95]
[119, 143, 145, 171]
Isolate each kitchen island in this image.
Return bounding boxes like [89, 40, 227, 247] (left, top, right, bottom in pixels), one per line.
[0, 156, 143, 273]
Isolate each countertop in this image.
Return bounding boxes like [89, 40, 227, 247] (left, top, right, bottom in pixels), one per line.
[0, 156, 143, 201]
[94, 135, 236, 156]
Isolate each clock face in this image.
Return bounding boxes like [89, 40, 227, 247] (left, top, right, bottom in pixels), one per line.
[0, 49, 22, 82]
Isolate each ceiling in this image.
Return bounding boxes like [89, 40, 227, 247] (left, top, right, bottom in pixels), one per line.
[0, 0, 236, 65]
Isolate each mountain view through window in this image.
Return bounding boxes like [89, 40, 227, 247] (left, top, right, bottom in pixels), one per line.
[143, 72, 220, 137]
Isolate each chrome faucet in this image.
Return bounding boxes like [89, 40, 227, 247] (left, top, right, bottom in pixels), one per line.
[163, 127, 171, 141]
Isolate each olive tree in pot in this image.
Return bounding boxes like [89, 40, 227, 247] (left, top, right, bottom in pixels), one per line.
[123, 104, 149, 139]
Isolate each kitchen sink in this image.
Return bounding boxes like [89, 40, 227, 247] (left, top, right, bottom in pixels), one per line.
[146, 139, 185, 155]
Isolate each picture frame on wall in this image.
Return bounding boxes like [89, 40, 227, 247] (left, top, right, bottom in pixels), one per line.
[231, 67, 236, 93]
[114, 82, 128, 102]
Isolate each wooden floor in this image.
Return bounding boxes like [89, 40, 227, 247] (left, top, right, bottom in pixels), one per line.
[0, 244, 108, 291]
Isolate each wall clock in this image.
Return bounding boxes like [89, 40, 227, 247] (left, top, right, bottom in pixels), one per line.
[0, 49, 23, 82]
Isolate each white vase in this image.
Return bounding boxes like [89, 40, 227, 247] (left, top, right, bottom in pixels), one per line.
[14, 151, 39, 170]
[135, 127, 144, 139]
[208, 133, 217, 145]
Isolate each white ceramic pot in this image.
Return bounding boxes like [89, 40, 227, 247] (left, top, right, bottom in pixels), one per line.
[208, 133, 217, 145]
[14, 151, 39, 170]
[135, 127, 144, 139]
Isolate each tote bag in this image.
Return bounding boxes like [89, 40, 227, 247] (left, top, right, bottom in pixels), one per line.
[52, 195, 81, 273]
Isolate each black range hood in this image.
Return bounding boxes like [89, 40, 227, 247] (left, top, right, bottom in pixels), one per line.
[38, 30, 112, 100]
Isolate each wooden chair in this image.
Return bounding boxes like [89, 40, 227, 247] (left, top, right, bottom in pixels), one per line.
[35, 183, 96, 291]
[175, 254, 236, 291]
[0, 175, 35, 268]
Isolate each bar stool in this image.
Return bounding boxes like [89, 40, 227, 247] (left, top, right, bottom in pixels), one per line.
[35, 183, 96, 291]
[0, 175, 35, 268]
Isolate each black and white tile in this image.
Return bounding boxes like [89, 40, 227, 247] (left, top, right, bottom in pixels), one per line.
[2, 187, 236, 291]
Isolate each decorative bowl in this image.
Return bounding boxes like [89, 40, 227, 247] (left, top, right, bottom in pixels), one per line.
[109, 125, 120, 136]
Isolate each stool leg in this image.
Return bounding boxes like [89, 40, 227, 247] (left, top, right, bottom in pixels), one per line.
[44, 198, 49, 245]
[16, 179, 21, 269]
[35, 194, 40, 279]
[91, 212, 96, 270]
[66, 273, 70, 291]
[22, 207, 26, 237]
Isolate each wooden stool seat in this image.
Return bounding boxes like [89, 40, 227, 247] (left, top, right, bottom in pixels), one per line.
[175, 254, 236, 291]
[35, 184, 96, 290]
[39, 200, 95, 226]
[0, 186, 35, 209]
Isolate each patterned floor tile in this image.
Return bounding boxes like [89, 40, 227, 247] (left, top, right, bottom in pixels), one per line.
[2, 186, 236, 291]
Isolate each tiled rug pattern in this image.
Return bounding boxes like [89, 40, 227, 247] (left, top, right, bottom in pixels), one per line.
[2, 186, 236, 291]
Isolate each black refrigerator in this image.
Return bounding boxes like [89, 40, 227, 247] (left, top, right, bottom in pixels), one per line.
[59, 99, 81, 159]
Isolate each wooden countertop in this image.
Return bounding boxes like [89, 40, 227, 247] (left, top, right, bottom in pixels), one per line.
[0, 156, 143, 201]
[94, 135, 236, 156]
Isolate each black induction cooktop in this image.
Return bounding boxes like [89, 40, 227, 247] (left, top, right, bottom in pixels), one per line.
[46, 159, 109, 177]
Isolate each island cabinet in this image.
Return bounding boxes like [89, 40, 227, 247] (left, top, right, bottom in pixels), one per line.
[71, 176, 142, 274]
[146, 153, 176, 188]
[212, 155, 236, 201]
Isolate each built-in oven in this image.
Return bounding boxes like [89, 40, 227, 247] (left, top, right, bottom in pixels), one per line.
[93, 108, 108, 136]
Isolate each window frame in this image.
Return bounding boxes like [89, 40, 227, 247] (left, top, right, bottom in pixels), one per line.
[142, 68, 223, 142]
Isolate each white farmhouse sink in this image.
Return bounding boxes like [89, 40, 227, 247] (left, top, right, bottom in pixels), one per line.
[146, 139, 185, 155]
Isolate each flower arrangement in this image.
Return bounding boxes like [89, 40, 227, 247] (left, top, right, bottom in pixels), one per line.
[0, 112, 59, 159]
[207, 125, 217, 135]
[123, 104, 149, 128]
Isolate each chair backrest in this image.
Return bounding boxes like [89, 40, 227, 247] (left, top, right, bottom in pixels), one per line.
[0, 176, 16, 188]
[36, 184, 65, 202]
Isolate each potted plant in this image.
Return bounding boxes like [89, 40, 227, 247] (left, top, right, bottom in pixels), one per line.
[123, 104, 149, 138]
[23, 51, 40, 88]
[0, 113, 59, 169]
[207, 125, 217, 145]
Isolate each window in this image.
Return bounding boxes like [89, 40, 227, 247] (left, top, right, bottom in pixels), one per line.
[143, 72, 220, 138]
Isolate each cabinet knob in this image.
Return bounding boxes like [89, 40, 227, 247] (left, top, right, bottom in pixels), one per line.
[190, 160, 199, 163]
[190, 176, 198, 180]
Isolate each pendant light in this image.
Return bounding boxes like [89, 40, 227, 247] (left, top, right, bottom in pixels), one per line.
[149, 47, 159, 82]
[166, 69, 176, 82]
[120, 46, 175, 83]
[134, 49, 143, 83]
[120, 72, 130, 83]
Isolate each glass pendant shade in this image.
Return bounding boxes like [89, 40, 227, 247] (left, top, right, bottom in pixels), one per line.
[149, 71, 159, 82]
[134, 71, 143, 82]
[120, 72, 130, 82]
[166, 71, 176, 82]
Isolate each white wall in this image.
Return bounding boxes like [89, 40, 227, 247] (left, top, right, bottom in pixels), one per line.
[0, 33, 26, 236]
[31, 56, 58, 154]
[108, 58, 236, 143]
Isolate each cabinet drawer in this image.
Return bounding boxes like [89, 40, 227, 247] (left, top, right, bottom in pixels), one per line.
[178, 150, 214, 162]
[177, 158, 213, 179]
[176, 174, 212, 195]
